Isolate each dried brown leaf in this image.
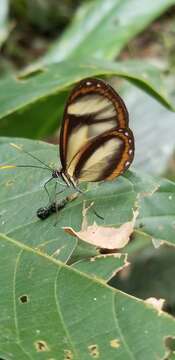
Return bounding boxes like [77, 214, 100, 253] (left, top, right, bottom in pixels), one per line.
[64, 209, 139, 249]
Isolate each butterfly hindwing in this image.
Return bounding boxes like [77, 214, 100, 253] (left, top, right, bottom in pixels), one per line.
[67, 128, 134, 182]
[59, 78, 129, 172]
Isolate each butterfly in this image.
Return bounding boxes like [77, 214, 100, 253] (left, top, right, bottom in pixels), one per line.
[2, 77, 134, 219]
[53, 77, 134, 183]
[37, 77, 134, 218]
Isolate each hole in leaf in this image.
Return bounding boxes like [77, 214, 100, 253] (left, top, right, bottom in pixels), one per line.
[35, 340, 49, 352]
[64, 349, 73, 360]
[19, 294, 28, 303]
[99, 248, 119, 254]
[88, 344, 99, 358]
[110, 338, 121, 348]
[165, 336, 175, 355]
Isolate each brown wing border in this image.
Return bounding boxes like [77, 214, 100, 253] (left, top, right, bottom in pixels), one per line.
[71, 127, 134, 182]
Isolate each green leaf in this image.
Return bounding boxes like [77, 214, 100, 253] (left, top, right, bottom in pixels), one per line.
[1, 137, 175, 358]
[72, 253, 128, 281]
[1, 136, 175, 255]
[1, 231, 175, 359]
[0, 136, 138, 259]
[125, 82, 175, 175]
[40, 0, 175, 64]
[0, 59, 174, 139]
[138, 177, 175, 246]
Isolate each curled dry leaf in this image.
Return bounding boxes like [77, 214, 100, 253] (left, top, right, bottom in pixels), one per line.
[63, 208, 139, 250]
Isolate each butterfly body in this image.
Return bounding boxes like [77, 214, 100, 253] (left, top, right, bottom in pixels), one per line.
[52, 169, 78, 188]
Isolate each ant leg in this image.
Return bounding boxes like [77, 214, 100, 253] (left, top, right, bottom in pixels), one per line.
[91, 207, 104, 220]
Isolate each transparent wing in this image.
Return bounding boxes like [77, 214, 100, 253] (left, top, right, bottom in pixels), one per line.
[59, 77, 129, 171]
[67, 128, 134, 182]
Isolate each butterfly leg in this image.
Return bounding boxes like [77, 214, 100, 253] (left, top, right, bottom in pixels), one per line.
[37, 177, 54, 219]
[53, 181, 64, 225]
[43, 176, 54, 203]
[73, 184, 84, 194]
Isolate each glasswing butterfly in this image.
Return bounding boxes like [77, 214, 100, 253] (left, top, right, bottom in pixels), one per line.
[37, 77, 134, 219]
[58, 77, 134, 183]
[2, 77, 135, 219]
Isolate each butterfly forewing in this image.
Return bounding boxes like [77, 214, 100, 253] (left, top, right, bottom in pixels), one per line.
[67, 128, 134, 182]
[60, 78, 129, 172]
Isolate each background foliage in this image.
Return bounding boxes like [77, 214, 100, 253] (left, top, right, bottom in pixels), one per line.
[1, 0, 175, 359]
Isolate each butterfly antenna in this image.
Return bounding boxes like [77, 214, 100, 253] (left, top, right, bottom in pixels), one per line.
[10, 143, 53, 171]
[15, 164, 51, 171]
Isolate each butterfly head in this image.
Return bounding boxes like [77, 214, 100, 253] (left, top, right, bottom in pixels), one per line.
[52, 168, 76, 188]
[52, 169, 61, 179]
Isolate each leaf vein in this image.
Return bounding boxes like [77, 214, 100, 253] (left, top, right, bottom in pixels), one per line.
[54, 267, 80, 360]
[13, 249, 33, 360]
[112, 293, 136, 360]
